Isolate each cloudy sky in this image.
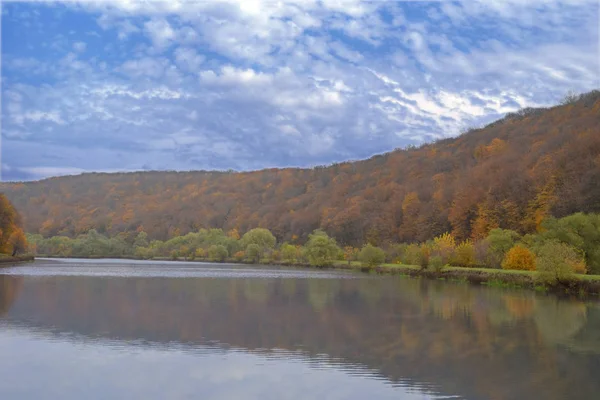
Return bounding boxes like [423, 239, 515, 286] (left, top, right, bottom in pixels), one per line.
[1, 0, 599, 181]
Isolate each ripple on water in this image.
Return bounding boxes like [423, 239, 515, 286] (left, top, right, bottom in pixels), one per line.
[0, 258, 358, 279]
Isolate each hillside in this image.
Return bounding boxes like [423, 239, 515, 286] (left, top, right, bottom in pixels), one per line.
[2, 91, 600, 245]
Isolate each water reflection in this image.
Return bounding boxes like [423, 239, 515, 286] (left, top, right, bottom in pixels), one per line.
[1, 261, 600, 399]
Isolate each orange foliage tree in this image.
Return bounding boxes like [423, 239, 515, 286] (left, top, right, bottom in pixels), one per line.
[502, 245, 536, 271]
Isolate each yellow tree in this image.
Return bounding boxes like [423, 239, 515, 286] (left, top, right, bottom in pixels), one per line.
[8, 228, 28, 256]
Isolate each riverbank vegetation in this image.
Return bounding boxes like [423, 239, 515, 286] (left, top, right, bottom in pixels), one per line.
[0, 194, 30, 263]
[26, 212, 600, 292]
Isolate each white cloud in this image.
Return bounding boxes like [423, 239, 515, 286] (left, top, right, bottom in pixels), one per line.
[72, 41, 87, 52]
[2, 0, 598, 180]
[200, 66, 273, 86]
[119, 57, 171, 78]
[173, 47, 205, 72]
[144, 18, 176, 51]
[12, 110, 65, 126]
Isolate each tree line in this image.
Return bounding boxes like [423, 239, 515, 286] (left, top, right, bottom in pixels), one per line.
[5, 91, 600, 248]
[26, 212, 600, 282]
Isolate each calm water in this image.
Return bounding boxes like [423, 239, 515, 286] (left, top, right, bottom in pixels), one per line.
[1, 259, 600, 399]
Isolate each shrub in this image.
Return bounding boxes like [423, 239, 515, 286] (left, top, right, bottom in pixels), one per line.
[134, 246, 153, 259]
[432, 233, 456, 263]
[539, 213, 600, 274]
[386, 243, 408, 264]
[195, 248, 206, 259]
[245, 244, 261, 263]
[233, 251, 245, 261]
[453, 240, 476, 267]
[343, 246, 359, 264]
[536, 240, 586, 285]
[304, 230, 340, 267]
[486, 228, 521, 268]
[428, 256, 445, 273]
[280, 243, 298, 263]
[419, 243, 432, 269]
[402, 244, 423, 266]
[270, 250, 281, 262]
[358, 244, 386, 269]
[208, 244, 228, 262]
[502, 245, 536, 271]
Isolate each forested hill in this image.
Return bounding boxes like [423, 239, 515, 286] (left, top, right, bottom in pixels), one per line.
[3, 91, 600, 245]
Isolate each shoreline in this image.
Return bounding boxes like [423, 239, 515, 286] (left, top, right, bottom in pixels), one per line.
[28, 255, 600, 296]
[0, 254, 35, 265]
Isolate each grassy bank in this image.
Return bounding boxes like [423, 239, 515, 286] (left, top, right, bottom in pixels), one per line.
[372, 263, 600, 296]
[0, 254, 35, 265]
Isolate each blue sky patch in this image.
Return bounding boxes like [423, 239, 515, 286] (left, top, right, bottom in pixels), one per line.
[1, 0, 598, 181]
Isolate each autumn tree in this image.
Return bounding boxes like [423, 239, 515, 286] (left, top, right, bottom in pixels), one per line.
[2, 91, 599, 248]
[8, 228, 27, 256]
[485, 228, 521, 268]
[502, 245, 536, 271]
[0, 194, 20, 254]
[343, 246, 359, 265]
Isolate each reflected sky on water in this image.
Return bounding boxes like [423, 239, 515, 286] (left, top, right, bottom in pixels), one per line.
[1, 259, 599, 399]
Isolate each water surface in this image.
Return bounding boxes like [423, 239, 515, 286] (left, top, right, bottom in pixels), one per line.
[1, 259, 599, 399]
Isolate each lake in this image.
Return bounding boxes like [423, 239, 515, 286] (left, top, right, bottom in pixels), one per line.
[1, 259, 599, 399]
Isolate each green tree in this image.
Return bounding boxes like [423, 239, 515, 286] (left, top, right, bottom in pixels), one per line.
[208, 244, 228, 262]
[134, 231, 149, 248]
[358, 244, 385, 269]
[402, 244, 423, 266]
[428, 255, 444, 273]
[280, 243, 297, 263]
[539, 213, 600, 274]
[453, 240, 476, 267]
[536, 240, 586, 285]
[245, 244, 261, 263]
[304, 230, 340, 267]
[241, 228, 276, 250]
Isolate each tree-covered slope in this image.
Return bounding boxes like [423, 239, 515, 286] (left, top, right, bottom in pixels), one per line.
[3, 91, 599, 245]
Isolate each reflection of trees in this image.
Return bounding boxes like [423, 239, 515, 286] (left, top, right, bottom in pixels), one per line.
[2, 275, 600, 400]
[0, 275, 23, 316]
[534, 297, 587, 345]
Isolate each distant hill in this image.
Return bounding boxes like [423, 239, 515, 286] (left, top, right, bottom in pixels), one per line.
[3, 91, 599, 245]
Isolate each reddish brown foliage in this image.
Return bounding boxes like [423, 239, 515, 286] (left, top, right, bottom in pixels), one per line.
[3, 91, 600, 245]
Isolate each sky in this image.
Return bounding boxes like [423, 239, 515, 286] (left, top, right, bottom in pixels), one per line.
[1, 0, 599, 181]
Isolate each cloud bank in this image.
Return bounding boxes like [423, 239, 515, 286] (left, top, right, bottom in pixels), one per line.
[2, 0, 599, 180]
